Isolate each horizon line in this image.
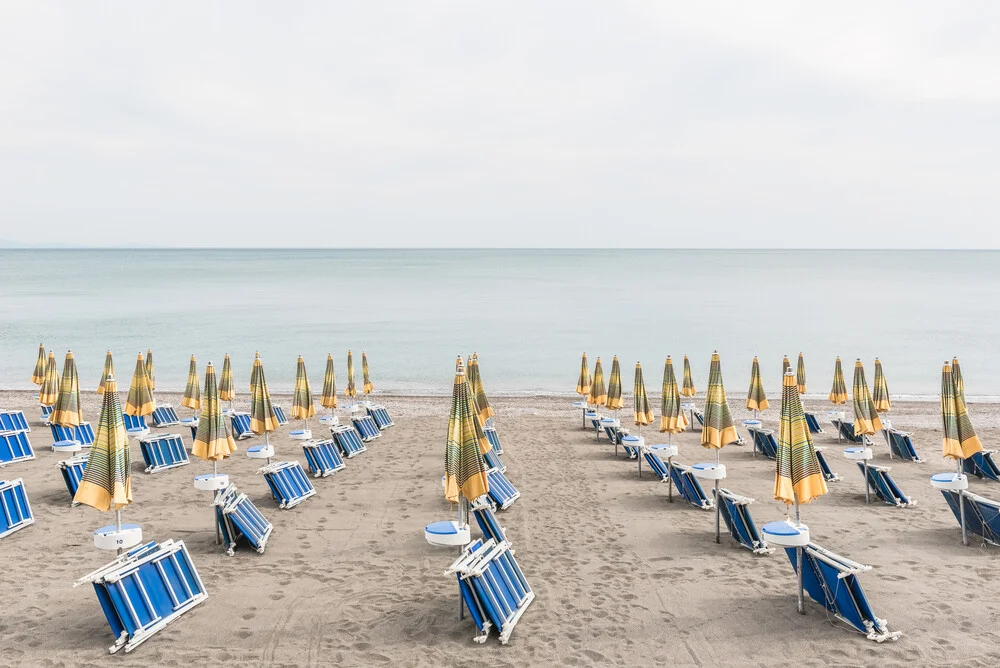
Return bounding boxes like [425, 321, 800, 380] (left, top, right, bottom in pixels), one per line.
[0, 245, 995, 252]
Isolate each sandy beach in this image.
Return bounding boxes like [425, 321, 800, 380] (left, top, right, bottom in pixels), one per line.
[2, 390, 1000, 667]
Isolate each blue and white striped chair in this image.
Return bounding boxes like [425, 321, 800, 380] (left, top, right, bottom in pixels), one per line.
[0, 410, 29, 433]
[0, 478, 34, 539]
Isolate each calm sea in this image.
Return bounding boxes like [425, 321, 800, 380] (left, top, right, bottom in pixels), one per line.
[1, 249, 998, 398]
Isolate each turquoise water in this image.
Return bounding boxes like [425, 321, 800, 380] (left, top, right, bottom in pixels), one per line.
[1, 249, 998, 397]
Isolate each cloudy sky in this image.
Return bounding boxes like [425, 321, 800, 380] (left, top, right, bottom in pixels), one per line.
[2, 2, 998, 248]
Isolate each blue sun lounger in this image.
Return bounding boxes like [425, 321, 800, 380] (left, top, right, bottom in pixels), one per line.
[486, 467, 520, 510]
[122, 414, 147, 432]
[271, 405, 289, 426]
[784, 542, 900, 642]
[58, 454, 88, 504]
[483, 448, 505, 473]
[446, 538, 534, 645]
[857, 462, 913, 507]
[483, 426, 504, 454]
[668, 462, 714, 510]
[831, 419, 865, 444]
[352, 415, 381, 442]
[0, 430, 35, 465]
[331, 424, 367, 458]
[472, 500, 508, 545]
[40, 404, 53, 424]
[886, 429, 921, 462]
[804, 412, 824, 434]
[258, 461, 316, 509]
[214, 483, 273, 556]
[74, 539, 209, 654]
[50, 422, 95, 447]
[603, 422, 625, 447]
[585, 411, 602, 433]
[229, 413, 253, 440]
[962, 450, 1000, 482]
[0, 478, 34, 539]
[621, 435, 641, 459]
[302, 438, 346, 477]
[367, 404, 394, 429]
[814, 448, 841, 482]
[643, 449, 672, 482]
[748, 427, 778, 459]
[0, 410, 29, 433]
[151, 404, 180, 427]
[717, 489, 771, 554]
[939, 488, 1000, 545]
[139, 433, 189, 473]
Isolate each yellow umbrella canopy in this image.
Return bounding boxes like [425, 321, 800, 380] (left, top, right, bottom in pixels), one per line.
[828, 357, 848, 404]
[345, 350, 357, 399]
[701, 352, 738, 449]
[575, 352, 591, 398]
[872, 358, 890, 413]
[745, 356, 769, 412]
[51, 350, 83, 427]
[31, 343, 46, 386]
[588, 357, 607, 407]
[362, 352, 374, 395]
[660, 356, 688, 433]
[606, 355, 624, 410]
[952, 357, 965, 405]
[468, 353, 495, 423]
[633, 362, 653, 429]
[321, 353, 338, 409]
[145, 349, 156, 392]
[444, 357, 490, 504]
[774, 369, 828, 505]
[249, 353, 278, 434]
[796, 353, 807, 394]
[39, 351, 60, 406]
[125, 353, 155, 417]
[291, 355, 316, 421]
[681, 355, 696, 397]
[941, 361, 982, 461]
[219, 354, 235, 403]
[464, 367, 492, 457]
[97, 350, 115, 395]
[192, 362, 237, 462]
[74, 373, 132, 511]
[182, 355, 201, 411]
[851, 359, 883, 437]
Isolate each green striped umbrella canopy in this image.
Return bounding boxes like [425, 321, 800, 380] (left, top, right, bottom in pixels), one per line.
[321, 353, 338, 409]
[606, 355, 624, 410]
[941, 361, 982, 461]
[701, 351, 738, 449]
[745, 356, 769, 412]
[774, 369, 828, 505]
[469, 353, 496, 423]
[345, 350, 357, 399]
[219, 354, 235, 403]
[74, 373, 132, 511]
[39, 351, 60, 406]
[633, 362, 653, 429]
[588, 357, 607, 407]
[872, 358, 890, 413]
[362, 352, 374, 395]
[680, 355, 696, 397]
[575, 353, 591, 398]
[782, 355, 791, 377]
[145, 349, 155, 392]
[51, 350, 83, 427]
[291, 355, 316, 421]
[796, 353, 807, 394]
[444, 356, 490, 504]
[659, 356, 687, 433]
[249, 353, 278, 434]
[125, 353, 155, 417]
[952, 357, 965, 405]
[97, 350, 115, 395]
[851, 359, 883, 436]
[193, 362, 237, 462]
[182, 355, 201, 411]
[829, 357, 848, 404]
[31, 343, 46, 386]
[464, 367, 492, 457]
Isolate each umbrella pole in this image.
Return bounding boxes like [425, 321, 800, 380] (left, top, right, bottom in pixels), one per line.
[795, 497, 804, 614]
[863, 459, 870, 504]
[457, 497, 468, 620]
[115, 508, 124, 556]
[714, 448, 721, 544]
[958, 459, 968, 546]
[213, 460, 222, 545]
[265, 431, 272, 464]
[637, 424, 642, 478]
[666, 431, 674, 501]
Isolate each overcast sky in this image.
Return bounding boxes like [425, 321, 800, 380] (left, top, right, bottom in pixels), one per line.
[2, 2, 999, 248]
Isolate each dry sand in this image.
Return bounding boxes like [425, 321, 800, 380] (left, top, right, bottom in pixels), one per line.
[2, 390, 1000, 667]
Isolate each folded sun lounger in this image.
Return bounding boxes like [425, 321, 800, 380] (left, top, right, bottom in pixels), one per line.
[857, 462, 913, 507]
[962, 450, 1000, 482]
[483, 426, 504, 454]
[804, 412, 824, 434]
[471, 500, 508, 545]
[0, 430, 35, 465]
[58, 454, 88, 504]
[40, 404, 53, 424]
[621, 435, 641, 459]
[0, 478, 34, 539]
[352, 415, 381, 442]
[485, 467, 520, 510]
[366, 404, 394, 429]
[668, 462, 714, 510]
[938, 488, 997, 545]
[643, 449, 672, 482]
[483, 448, 505, 473]
[886, 429, 922, 462]
[814, 448, 841, 482]
[122, 414, 147, 432]
[330, 424, 367, 458]
[831, 418, 865, 444]
[258, 460, 316, 509]
[151, 404, 180, 427]
[50, 422, 95, 447]
[717, 488, 771, 554]
[271, 405, 289, 426]
[0, 410, 29, 433]
[230, 412, 253, 440]
[139, 433, 190, 473]
[301, 438, 346, 477]
[74, 539, 209, 654]
[748, 427, 778, 459]
[214, 483, 273, 556]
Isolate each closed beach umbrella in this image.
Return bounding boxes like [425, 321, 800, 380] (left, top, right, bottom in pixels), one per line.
[468, 353, 495, 424]
[145, 349, 155, 392]
[952, 357, 965, 404]
[74, 372, 132, 513]
[575, 352, 591, 398]
[249, 353, 278, 438]
[633, 362, 653, 477]
[321, 353, 338, 412]
[828, 357, 848, 404]
[796, 353, 807, 394]
[852, 359, 883, 438]
[362, 352, 374, 396]
[745, 356, 769, 414]
[464, 366, 493, 457]
[681, 355, 696, 397]
[31, 343, 46, 386]
[39, 351, 59, 406]
[192, 362, 237, 463]
[97, 350, 115, 395]
[51, 350, 83, 427]
[182, 355, 201, 412]
[345, 350, 357, 400]
[659, 356, 688, 437]
[774, 367, 828, 613]
[125, 353, 155, 417]
[219, 354, 235, 404]
[782, 356, 791, 376]
[444, 356, 490, 505]
[941, 361, 981, 461]
[606, 355, 624, 411]
[872, 358, 890, 413]
[291, 355, 315, 428]
[702, 351, 738, 544]
[588, 357, 607, 408]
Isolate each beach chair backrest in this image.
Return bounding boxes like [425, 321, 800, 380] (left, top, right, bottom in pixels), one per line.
[0, 478, 34, 539]
[0, 411, 29, 433]
[0, 430, 35, 464]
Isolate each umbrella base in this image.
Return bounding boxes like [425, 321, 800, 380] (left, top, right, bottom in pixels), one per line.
[289, 429, 312, 441]
[761, 521, 810, 547]
[930, 472, 968, 491]
[52, 439, 82, 454]
[194, 473, 229, 491]
[94, 524, 143, 551]
[424, 521, 470, 547]
[844, 447, 873, 461]
[692, 462, 727, 480]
